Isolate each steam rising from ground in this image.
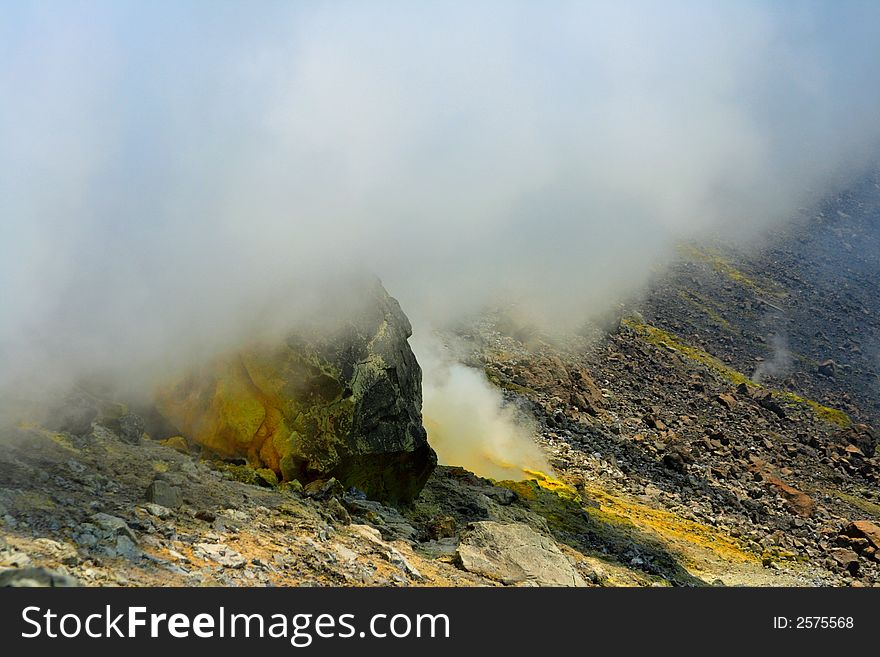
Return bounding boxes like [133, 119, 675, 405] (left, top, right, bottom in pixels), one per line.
[417, 339, 551, 480]
[2, 2, 880, 412]
[753, 332, 794, 384]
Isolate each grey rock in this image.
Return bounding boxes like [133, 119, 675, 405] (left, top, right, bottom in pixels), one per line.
[484, 487, 518, 505]
[194, 509, 217, 523]
[343, 497, 418, 541]
[0, 540, 32, 568]
[117, 412, 146, 443]
[325, 497, 352, 525]
[193, 543, 246, 568]
[387, 547, 423, 580]
[146, 480, 182, 508]
[456, 521, 587, 587]
[66, 459, 86, 474]
[418, 538, 459, 559]
[0, 567, 79, 587]
[219, 509, 250, 525]
[817, 359, 836, 378]
[304, 477, 345, 500]
[112, 535, 141, 560]
[143, 503, 173, 519]
[155, 471, 187, 487]
[31, 538, 78, 565]
[90, 513, 138, 542]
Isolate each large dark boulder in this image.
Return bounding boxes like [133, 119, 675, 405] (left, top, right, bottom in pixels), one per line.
[156, 280, 436, 503]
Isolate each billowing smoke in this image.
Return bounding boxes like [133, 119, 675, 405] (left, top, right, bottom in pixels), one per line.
[2, 2, 880, 438]
[753, 332, 793, 384]
[751, 305, 795, 384]
[416, 337, 551, 480]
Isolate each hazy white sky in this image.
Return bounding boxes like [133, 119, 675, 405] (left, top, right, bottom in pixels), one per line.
[1, 1, 879, 396]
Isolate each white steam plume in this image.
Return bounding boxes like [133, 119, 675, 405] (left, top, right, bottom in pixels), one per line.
[753, 332, 793, 384]
[416, 337, 551, 480]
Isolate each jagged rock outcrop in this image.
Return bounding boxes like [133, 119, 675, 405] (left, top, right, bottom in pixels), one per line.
[155, 280, 436, 503]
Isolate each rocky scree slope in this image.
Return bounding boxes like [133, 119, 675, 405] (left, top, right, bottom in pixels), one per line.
[641, 173, 880, 429]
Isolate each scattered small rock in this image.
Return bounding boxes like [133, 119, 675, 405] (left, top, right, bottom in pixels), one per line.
[829, 548, 860, 576]
[194, 543, 246, 568]
[716, 393, 737, 410]
[90, 513, 138, 542]
[194, 509, 217, 523]
[304, 478, 345, 500]
[326, 497, 352, 525]
[817, 360, 837, 378]
[279, 480, 304, 495]
[143, 503, 173, 519]
[427, 515, 457, 540]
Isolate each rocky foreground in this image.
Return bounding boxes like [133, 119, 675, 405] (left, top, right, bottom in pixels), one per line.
[2, 179, 880, 587]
